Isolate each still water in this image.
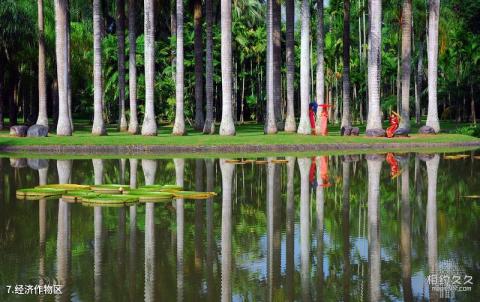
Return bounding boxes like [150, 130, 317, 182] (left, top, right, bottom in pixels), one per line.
[0, 153, 479, 301]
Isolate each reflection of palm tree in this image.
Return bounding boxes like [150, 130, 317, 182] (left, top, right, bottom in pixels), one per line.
[38, 163, 48, 294]
[194, 160, 204, 272]
[400, 157, 413, 301]
[286, 157, 295, 301]
[298, 158, 311, 301]
[367, 156, 382, 302]
[342, 160, 351, 301]
[220, 160, 234, 302]
[315, 157, 325, 300]
[92, 159, 104, 302]
[128, 159, 138, 301]
[56, 160, 72, 301]
[205, 159, 216, 300]
[266, 159, 281, 299]
[426, 155, 439, 301]
[142, 160, 157, 186]
[174, 158, 185, 302]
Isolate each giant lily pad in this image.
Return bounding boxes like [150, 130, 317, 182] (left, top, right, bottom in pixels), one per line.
[16, 188, 66, 199]
[124, 191, 174, 203]
[139, 184, 183, 192]
[173, 191, 217, 200]
[91, 184, 128, 194]
[82, 194, 139, 206]
[62, 191, 99, 203]
[36, 184, 91, 190]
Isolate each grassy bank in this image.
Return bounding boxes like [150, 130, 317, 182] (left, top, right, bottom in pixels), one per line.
[0, 120, 479, 147]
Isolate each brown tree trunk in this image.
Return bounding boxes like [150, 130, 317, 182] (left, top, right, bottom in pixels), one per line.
[341, 0, 352, 128]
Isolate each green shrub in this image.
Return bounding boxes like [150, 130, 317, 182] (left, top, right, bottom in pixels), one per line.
[453, 125, 480, 137]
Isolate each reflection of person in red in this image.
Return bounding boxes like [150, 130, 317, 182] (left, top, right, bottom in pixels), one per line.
[318, 104, 333, 136]
[318, 155, 332, 187]
[309, 157, 317, 187]
[386, 111, 400, 138]
[386, 153, 402, 179]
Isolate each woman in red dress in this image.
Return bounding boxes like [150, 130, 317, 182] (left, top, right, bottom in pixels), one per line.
[386, 111, 400, 138]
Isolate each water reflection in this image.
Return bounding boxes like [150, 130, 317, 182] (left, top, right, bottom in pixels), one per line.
[1, 151, 479, 301]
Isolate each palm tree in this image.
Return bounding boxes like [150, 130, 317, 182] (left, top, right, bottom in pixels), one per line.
[117, 0, 128, 132]
[92, 0, 106, 136]
[297, 0, 311, 134]
[265, 0, 277, 134]
[314, 0, 324, 134]
[141, 0, 157, 136]
[194, 0, 204, 131]
[399, 0, 412, 131]
[425, 0, 440, 133]
[400, 158, 413, 301]
[36, 0, 48, 128]
[174, 158, 185, 301]
[366, 0, 385, 136]
[55, 0, 72, 136]
[219, 0, 236, 135]
[128, 0, 139, 134]
[298, 158, 311, 301]
[172, 0, 186, 135]
[341, 0, 352, 129]
[284, 0, 296, 132]
[203, 0, 215, 134]
[272, 0, 282, 129]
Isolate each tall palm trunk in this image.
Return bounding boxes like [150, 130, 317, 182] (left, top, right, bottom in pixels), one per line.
[415, 41, 424, 125]
[284, 0, 296, 132]
[425, 154, 439, 301]
[92, 0, 107, 136]
[55, 0, 73, 136]
[220, 160, 234, 301]
[341, 0, 352, 128]
[172, 0, 186, 135]
[128, 0, 139, 134]
[366, 0, 384, 136]
[194, 0, 205, 130]
[203, 0, 215, 134]
[399, 0, 412, 131]
[36, 0, 48, 128]
[400, 159, 413, 301]
[425, 0, 440, 132]
[219, 0, 235, 135]
[298, 158, 311, 301]
[297, 0, 311, 134]
[272, 0, 282, 129]
[117, 0, 128, 132]
[141, 0, 157, 136]
[265, 0, 278, 134]
[314, 0, 324, 134]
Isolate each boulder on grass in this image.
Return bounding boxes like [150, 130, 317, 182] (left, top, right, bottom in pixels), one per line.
[10, 125, 28, 137]
[350, 127, 360, 136]
[395, 128, 410, 137]
[27, 125, 48, 137]
[365, 128, 386, 137]
[341, 126, 352, 136]
[418, 126, 436, 134]
[10, 158, 27, 168]
[28, 159, 49, 170]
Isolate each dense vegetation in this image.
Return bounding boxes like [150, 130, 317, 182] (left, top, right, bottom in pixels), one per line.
[0, 0, 479, 136]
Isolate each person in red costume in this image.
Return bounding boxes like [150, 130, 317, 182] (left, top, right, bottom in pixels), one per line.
[318, 104, 333, 136]
[309, 103, 317, 135]
[386, 111, 400, 138]
[386, 153, 402, 179]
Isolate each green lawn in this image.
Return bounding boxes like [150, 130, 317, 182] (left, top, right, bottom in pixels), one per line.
[0, 120, 478, 147]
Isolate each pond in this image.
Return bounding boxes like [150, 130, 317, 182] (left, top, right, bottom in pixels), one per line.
[0, 152, 479, 301]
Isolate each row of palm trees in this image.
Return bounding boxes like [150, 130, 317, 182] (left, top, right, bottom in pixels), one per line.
[43, 0, 441, 136]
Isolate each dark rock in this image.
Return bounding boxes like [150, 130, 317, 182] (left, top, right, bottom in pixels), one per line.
[350, 127, 360, 136]
[341, 126, 352, 136]
[27, 125, 48, 137]
[10, 158, 27, 168]
[418, 126, 436, 134]
[365, 128, 386, 137]
[365, 154, 385, 161]
[395, 128, 410, 137]
[9, 125, 28, 137]
[28, 159, 49, 170]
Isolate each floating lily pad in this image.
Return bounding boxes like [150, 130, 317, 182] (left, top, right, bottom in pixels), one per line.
[462, 195, 480, 199]
[173, 191, 217, 200]
[225, 159, 241, 163]
[17, 194, 62, 201]
[82, 194, 139, 206]
[16, 188, 66, 198]
[139, 184, 183, 192]
[91, 184, 127, 194]
[444, 155, 469, 160]
[62, 191, 99, 203]
[271, 159, 288, 164]
[255, 160, 268, 165]
[36, 184, 91, 190]
[81, 201, 137, 208]
[125, 191, 174, 202]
